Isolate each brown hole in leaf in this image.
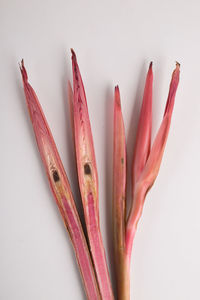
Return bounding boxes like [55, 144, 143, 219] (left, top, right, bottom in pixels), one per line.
[53, 170, 60, 182]
[84, 163, 91, 175]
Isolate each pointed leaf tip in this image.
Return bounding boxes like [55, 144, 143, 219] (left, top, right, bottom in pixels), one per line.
[115, 85, 121, 107]
[132, 62, 153, 186]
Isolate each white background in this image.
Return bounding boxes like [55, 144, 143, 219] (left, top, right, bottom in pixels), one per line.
[1, 0, 200, 299]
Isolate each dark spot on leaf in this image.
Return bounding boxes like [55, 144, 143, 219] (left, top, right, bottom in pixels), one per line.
[84, 163, 91, 175]
[53, 170, 60, 182]
[121, 158, 124, 164]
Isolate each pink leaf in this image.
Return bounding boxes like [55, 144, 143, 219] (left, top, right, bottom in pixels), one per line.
[20, 60, 101, 300]
[71, 50, 114, 300]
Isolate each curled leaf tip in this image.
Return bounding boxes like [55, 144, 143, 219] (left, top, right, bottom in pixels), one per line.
[71, 48, 77, 60]
[149, 61, 153, 69]
[20, 59, 24, 70]
[176, 61, 180, 68]
[20, 59, 28, 82]
[164, 63, 180, 116]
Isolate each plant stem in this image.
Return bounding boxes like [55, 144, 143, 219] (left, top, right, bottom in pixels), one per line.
[113, 86, 127, 300]
[115, 248, 130, 300]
